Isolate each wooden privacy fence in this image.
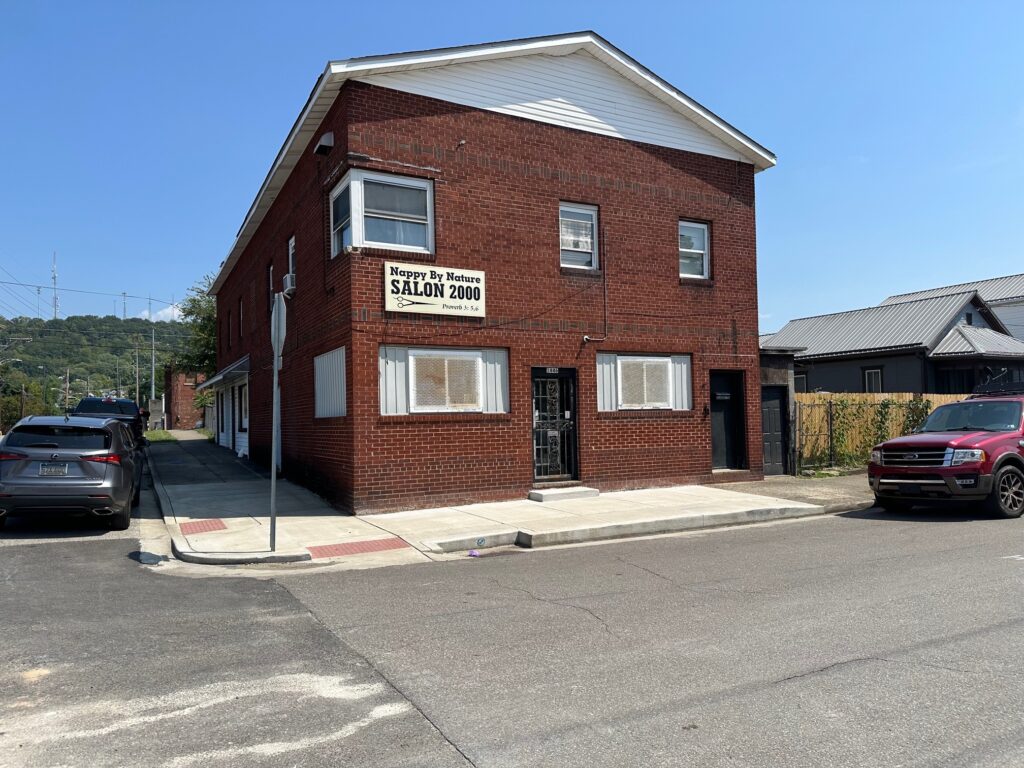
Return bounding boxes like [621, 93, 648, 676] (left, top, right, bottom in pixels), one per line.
[794, 393, 971, 469]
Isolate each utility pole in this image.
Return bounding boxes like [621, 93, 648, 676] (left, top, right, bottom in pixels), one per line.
[116, 359, 120, 397]
[135, 339, 140, 406]
[64, 367, 70, 412]
[122, 292, 127, 320]
[150, 328, 156, 401]
[20, 384, 25, 419]
[51, 253, 58, 320]
[36, 287, 40, 318]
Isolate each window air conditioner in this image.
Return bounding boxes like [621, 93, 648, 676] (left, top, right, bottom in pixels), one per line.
[282, 272, 296, 297]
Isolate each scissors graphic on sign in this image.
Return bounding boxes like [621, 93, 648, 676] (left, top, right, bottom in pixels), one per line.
[394, 296, 435, 309]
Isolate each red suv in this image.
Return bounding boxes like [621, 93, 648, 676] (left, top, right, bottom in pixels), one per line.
[868, 388, 1024, 518]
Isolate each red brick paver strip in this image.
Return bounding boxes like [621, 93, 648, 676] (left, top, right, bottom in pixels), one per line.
[307, 538, 411, 559]
[180, 519, 229, 535]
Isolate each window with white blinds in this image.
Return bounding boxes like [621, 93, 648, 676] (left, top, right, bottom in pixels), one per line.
[597, 353, 692, 411]
[559, 203, 598, 269]
[379, 346, 509, 415]
[314, 347, 347, 418]
[330, 170, 433, 257]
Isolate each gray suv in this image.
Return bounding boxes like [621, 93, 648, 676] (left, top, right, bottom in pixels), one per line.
[0, 416, 142, 531]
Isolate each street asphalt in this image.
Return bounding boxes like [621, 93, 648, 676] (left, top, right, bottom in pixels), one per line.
[2, 478, 1023, 767]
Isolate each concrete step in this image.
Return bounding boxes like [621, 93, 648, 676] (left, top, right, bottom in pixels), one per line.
[528, 486, 600, 502]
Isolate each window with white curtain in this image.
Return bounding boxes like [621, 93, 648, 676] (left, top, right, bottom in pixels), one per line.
[330, 170, 433, 257]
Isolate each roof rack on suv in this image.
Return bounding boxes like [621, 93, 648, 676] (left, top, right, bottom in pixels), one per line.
[968, 382, 1024, 398]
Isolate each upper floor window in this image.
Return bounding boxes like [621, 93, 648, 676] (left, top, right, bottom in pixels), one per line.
[330, 170, 433, 257]
[559, 203, 598, 269]
[238, 298, 243, 339]
[287, 236, 296, 275]
[267, 264, 274, 315]
[679, 221, 710, 279]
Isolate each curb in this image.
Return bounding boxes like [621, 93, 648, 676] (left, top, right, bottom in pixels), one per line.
[145, 445, 312, 565]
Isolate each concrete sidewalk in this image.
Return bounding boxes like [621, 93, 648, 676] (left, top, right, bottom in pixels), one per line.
[149, 432, 869, 566]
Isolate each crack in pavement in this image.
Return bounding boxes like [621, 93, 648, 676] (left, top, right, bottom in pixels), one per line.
[486, 578, 622, 639]
[773, 654, 985, 686]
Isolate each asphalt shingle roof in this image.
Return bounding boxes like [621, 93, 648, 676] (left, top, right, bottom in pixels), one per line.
[881, 273, 1024, 306]
[930, 324, 1024, 358]
[766, 292, 976, 359]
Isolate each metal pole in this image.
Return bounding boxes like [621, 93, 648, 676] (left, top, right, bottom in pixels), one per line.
[827, 400, 835, 468]
[270, 353, 279, 551]
[135, 341, 140, 406]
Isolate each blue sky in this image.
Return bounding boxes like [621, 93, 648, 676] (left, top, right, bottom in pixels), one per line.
[1, 1, 1021, 330]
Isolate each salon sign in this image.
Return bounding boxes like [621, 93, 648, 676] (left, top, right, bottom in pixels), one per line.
[384, 261, 486, 318]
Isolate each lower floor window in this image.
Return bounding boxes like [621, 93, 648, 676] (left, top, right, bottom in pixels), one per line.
[597, 353, 692, 411]
[380, 345, 509, 415]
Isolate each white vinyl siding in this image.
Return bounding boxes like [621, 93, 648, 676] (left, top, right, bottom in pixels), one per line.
[380, 346, 508, 415]
[679, 221, 709, 279]
[597, 353, 691, 411]
[330, 170, 433, 257]
[356, 50, 747, 162]
[314, 347, 347, 418]
[559, 203, 598, 269]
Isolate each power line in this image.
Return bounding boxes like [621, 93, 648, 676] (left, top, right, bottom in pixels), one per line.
[0, 279, 177, 307]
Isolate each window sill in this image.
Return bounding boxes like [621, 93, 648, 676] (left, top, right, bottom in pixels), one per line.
[560, 267, 603, 278]
[679, 276, 714, 287]
[597, 409, 693, 420]
[346, 246, 436, 262]
[379, 412, 513, 425]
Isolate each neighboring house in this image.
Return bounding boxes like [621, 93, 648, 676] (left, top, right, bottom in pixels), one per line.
[881, 273, 1024, 341]
[758, 337, 804, 476]
[201, 31, 776, 513]
[162, 367, 207, 431]
[764, 291, 1024, 394]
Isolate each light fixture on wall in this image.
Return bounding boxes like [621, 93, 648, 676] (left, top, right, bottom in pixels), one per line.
[314, 132, 334, 156]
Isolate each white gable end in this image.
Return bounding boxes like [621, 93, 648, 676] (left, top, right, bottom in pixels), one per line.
[355, 51, 748, 163]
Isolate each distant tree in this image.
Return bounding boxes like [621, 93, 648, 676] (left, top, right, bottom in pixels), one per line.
[175, 274, 217, 376]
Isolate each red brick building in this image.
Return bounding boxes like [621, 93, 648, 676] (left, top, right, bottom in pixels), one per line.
[162, 367, 206, 430]
[203, 32, 776, 513]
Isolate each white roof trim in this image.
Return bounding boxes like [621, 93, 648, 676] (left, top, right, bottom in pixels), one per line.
[211, 31, 775, 295]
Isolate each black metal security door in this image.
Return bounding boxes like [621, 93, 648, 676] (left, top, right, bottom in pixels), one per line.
[532, 368, 578, 481]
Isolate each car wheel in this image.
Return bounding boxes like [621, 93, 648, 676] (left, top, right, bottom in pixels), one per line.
[110, 499, 132, 531]
[875, 496, 910, 513]
[987, 465, 1024, 519]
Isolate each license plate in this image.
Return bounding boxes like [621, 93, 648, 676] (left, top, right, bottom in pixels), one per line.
[39, 463, 68, 477]
[898, 483, 919, 495]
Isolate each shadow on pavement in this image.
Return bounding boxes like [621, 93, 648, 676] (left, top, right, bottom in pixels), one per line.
[840, 506, 1002, 523]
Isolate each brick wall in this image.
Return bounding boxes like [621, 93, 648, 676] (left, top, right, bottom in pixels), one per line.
[216, 80, 764, 512]
[163, 368, 206, 429]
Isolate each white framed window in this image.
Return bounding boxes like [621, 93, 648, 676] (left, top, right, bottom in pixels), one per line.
[679, 221, 710, 279]
[559, 203, 598, 269]
[379, 346, 509, 415]
[597, 353, 691, 411]
[267, 263, 274, 315]
[238, 383, 249, 432]
[287, 236, 296, 275]
[409, 349, 483, 412]
[330, 170, 433, 257]
[863, 368, 883, 393]
[314, 346, 347, 418]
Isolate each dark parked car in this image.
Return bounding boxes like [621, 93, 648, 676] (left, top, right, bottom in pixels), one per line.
[0, 416, 142, 530]
[71, 397, 149, 444]
[869, 387, 1024, 518]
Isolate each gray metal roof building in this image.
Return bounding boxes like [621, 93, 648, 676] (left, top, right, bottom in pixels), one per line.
[881, 273, 1024, 307]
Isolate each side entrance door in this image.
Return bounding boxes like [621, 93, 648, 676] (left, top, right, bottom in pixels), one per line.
[532, 367, 578, 482]
[761, 385, 788, 475]
[710, 370, 746, 470]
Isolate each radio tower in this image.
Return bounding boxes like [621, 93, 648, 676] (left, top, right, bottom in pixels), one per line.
[51, 253, 58, 319]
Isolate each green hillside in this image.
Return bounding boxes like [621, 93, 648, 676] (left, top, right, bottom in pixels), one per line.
[0, 315, 191, 427]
